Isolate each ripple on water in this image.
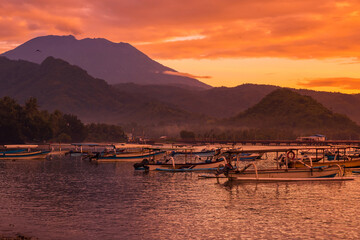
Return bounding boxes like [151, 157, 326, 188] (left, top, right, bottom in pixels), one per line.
[0, 157, 360, 239]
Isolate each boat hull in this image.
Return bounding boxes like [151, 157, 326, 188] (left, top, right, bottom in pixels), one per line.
[137, 159, 225, 172]
[0, 150, 50, 160]
[226, 165, 342, 182]
[95, 151, 166, 162]
[294, 158, 360, 168]
[225, 177, 354, 182]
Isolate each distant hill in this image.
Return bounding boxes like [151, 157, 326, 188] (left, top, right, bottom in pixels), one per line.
[114, 83, 278, 118]
[0, 56, 203, 124]
[228, 89, 360, 138]
[114, 83, 360, 125]
[2, 53, 360, 139]
[297, 89, 360, 125]
[1, 35, 211, 90]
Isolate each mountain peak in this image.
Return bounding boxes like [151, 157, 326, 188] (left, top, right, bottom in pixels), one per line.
[1, 35, 211, 89]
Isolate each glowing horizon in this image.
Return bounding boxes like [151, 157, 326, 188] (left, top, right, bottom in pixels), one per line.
[1, 0, 360, 93]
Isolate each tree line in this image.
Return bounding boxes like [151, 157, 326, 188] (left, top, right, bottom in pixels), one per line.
[0, 96, 127, 144]
[179, 127, 360, 141]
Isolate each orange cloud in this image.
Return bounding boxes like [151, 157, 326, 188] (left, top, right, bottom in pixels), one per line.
[1, 0, 360, 61]
[162, 70, 211, 79]
[298, 77, 360, 90]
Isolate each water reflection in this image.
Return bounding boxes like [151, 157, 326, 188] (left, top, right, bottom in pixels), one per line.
[0, 156, 360, 239]
[220, 180, 348, 201]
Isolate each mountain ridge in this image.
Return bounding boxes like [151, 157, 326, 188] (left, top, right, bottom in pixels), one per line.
[1, 35, 211, 90]
[2, 55, 360, 139]
[0, 56, 204, 125]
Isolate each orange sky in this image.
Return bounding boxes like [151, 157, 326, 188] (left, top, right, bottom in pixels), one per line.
[1, 0, 360, 93]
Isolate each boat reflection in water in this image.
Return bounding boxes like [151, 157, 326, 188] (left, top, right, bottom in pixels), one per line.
[0, 150, 360, 239]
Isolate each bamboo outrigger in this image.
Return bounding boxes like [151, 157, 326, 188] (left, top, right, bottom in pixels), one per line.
[201, 146, 354, 182]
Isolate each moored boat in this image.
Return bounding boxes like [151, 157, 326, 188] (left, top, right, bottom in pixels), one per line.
[133, 156, 226, 172]
[90, 144, 167, 162]
[0, 145, 50, 160]
[224, 163, 347, 182]
[292, 156, 360, 168]
[94, 150, 167, 162]
[210, 147, 354, 182]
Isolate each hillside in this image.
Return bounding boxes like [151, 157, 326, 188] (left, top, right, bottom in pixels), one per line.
[114, 83, 360, 124]
[298, 89, 360, 125]
[0, 56, 203, 125]
[229, 89, 360, 138]
[114, 83, 278, 118]
[1, 35, 211, 90]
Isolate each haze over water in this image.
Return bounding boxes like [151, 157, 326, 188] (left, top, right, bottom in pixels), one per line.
[1, 155, 360, 239]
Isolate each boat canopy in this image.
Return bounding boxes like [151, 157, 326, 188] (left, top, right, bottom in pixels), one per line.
[71, 143, 101, 147]
[4, 144, 39, 149]
[225, 146, 335, 154]
[112, 143, 153, 149]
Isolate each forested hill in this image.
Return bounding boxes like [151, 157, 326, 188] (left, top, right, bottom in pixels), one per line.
[0, 56, 202, 124]
[229, 89, 360, 138]
[0, 96, 127, 144]
[114, 83, 278, 118]
[114, 83, 360, 125]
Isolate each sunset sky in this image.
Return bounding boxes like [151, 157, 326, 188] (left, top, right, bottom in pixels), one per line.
[1, 0, 360, 93]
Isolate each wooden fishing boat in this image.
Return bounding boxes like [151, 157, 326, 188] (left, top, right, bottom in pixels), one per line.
[212, 147, 354, 182]
[89, 144, 167, 162]
[236, 152, 264, 161]
[292, 157, 360, 168]
[0, 145, 50, 160]
[133, 156, 226, 172]
[224, 163, 349, 182]
[94, 150, 167, 162]
[173, 149, 216, 158]
[65, 143, 105, 157]
[272, 146, 360, 168]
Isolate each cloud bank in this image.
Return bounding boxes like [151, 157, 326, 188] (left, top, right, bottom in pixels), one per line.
[162, 70, 211, 79]
[298, 77, 360, 90]
[1, 0, 360, 60]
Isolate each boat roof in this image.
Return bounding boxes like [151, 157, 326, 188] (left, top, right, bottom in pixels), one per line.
[71, 143, 102, 146]
[112, 143, 153, 149]
[150, 146, 195, 151]
[224, 146, 343, 154]
[3, 144, 39, 149]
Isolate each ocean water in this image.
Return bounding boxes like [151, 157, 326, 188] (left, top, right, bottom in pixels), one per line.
[0, 155, 360, 239]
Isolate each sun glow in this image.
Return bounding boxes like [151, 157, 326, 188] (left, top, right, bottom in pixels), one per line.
[2, 0, 360, 93]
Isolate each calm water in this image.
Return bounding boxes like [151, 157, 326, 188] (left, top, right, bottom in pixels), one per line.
[1, 155, 360, 239]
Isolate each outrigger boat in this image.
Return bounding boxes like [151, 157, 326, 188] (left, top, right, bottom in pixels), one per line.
[223, 163, 347, 182]
[133, 146, 227, 172]
[0, 145, 50, 160]
[292, 146, 360, 168]
[65, 143, 102, 157]
[134, 156, 226, 172]
[89, 144, 167, 162]
[202, 147, 354, 182]
[173, 149, 216, 158]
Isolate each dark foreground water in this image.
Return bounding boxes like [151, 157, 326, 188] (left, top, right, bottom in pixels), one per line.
[1, 155, 360, 240]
